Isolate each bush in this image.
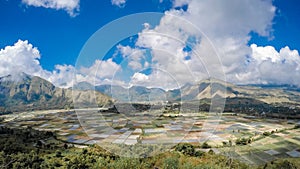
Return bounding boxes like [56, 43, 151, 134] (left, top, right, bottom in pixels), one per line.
[175, 143, 195, 156]
[194, 150, 205, 157]
[264, 159, 298, 169]
[55, 150, 63, 158]
[235, 138, 251, 145]
[163, 157, 179, 169]
[263, 131, 272, 136]
[201, 142, 211, 149]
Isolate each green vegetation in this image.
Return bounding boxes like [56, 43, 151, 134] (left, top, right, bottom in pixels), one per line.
[262, 159, 300, 169]
[263, 131, 272, 136]
[294, 124, 300, 129]
[0, 126, 299, 168]
[201, 142, 212, 149]
[236, 137, 252, 145]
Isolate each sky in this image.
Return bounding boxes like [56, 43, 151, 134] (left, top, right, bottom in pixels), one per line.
[0, 0, 299, 89]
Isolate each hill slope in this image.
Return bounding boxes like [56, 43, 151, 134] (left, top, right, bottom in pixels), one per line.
[0, 74, 112, 112]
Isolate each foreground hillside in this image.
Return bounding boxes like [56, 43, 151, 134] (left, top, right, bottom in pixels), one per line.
[0, 73, 112, 113]
[0, 126, 299, 169]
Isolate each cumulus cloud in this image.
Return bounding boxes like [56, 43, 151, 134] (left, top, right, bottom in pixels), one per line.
[129, 68, 186, 90]
[116, 45, 146, 70]
[127, 0, 285, 88]
[0, 40, 76, 87]
[0, 40, 45, 78]
[22, 0, 80, 16]
[48, 64, 75, 88]
[78, 58, 120, 85]
[0, 40, 121, 88]
[111, 0, 126, 7]
[233, 45, 300, 85]
[131, 72, 149, 84]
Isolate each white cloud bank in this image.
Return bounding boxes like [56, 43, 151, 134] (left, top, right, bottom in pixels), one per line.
[234, 44, 300, 85]
[3, 0, 300, 89]
[117, 0, 300, 88]
[0, 40, 120, 88]
[22, 0, 80, 16]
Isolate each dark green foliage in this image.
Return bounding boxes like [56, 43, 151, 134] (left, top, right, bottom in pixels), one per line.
[194, 150, 205, 157]
[0, 126, 299, 169]
[263, 131, 272, 136]
[236, 137, 252, 145]
[263, 159, 299, 169]
[175, 143, 195, 156]
[201, 142, 211, 148]
[55, 150, 63, 158]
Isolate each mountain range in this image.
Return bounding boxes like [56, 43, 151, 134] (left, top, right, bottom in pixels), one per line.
[0, 73, 112, 113]
[75, 78, 300, 105]
[1, 73, 300, 114]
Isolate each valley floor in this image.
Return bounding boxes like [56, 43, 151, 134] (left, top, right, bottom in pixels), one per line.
[1, 109, 300, 166]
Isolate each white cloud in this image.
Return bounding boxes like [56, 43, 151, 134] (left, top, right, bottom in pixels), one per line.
[48, 64, 75, 88]
[129, 69, 184, 90]
[111, 0, 126, 7]
[131, 72, 149, 84]
[250, 44, 281, 62]
[130, 0, 280, 88]
[0, 40, 122, 88]
[0, 39, 78, 87]
[233, 45, 300, 85]
[0, 40, 45, 78]
[22, 0, 80, 16]
[116, 45, 146, 70]
[79, 58, 120, 84]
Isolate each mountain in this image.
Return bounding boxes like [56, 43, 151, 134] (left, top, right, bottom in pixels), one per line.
[72, 81, 94, 90]
[90, 78, 300, 109]
[3, 73, 299, 116]
[0, 74, 112, 113]
[94, 85, 167, 102]
[164, 78, 300, 104]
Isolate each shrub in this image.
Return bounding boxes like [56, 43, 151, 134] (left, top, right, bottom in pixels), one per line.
[263, 131, 272, 136]
[235, 138, 251, 145]
[201, 142, 211, 149]
[55, 150, 63, 158]
[163, 157, 179, 169]
[175, 143, 195, 156]
[194, 150, 205, 157]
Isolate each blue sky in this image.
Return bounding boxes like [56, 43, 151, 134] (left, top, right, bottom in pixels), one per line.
[0, 0, 172, 70]
[248, 0, 300, 50]
[0, 0, 299, 88]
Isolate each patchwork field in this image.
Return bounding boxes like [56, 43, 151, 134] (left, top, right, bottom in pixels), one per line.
[1, 109, 299, 164]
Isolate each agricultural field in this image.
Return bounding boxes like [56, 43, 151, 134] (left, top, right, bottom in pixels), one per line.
[1, 109, 299, 165]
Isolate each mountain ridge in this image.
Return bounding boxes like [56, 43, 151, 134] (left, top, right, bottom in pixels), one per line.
[85, 79, 300, 105]
[0, 73, 112, 113]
